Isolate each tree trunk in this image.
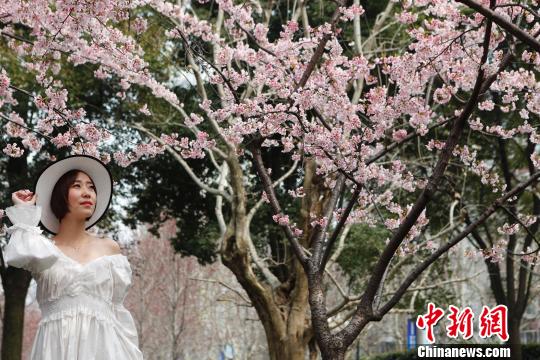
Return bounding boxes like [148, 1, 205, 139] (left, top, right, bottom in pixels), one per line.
[266, 332, 310, 360]
[219, 155, 316, 359]
[308, 338, 319, 360]
[221, 234, 312, 360]
[0, 267, 31, 360]
[321, 349, 345, 360]
[507, 317, 521, 360]
[1, 146, 32, 360]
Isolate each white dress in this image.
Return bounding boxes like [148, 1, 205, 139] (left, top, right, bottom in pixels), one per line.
[4, 204, 143, 360]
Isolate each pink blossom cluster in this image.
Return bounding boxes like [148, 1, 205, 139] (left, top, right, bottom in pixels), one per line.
[520, 250, 540, 265]
[1, 0, 180, 162]
[110, 139, 167, 167]
[518, 213, 538, 227]
[482, 238, 507, 264]
[465, 239, 539, 264]
[396, 11, 418, 25]
[339, 5, 365, 22]
[379, 200, 430, 248]
[5, 112, 27, 138]
[310, 216, 328, 229]
[160, 131, 216, 159]
[0, 68, 17, 108]
[3, 143, 24, 157]
[51, 132, 74, 148]
[497, 223, 520, 236]
[139, 104, 152, 116]
[272, 214, 303, 237]
[272, 213, 290, 226]
[452, 146, 506, 193]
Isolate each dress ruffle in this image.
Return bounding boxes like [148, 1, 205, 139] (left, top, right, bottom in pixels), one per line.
[31, 309, 142, 360]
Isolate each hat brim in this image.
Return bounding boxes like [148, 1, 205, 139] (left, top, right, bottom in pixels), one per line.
[34, 155, 113, 235]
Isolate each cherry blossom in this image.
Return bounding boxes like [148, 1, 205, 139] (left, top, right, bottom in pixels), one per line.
[272, 214, 290, 226]
[497, 223, 520, 235]
[3, 143, 24, 157]
[139, 104, 151, 116]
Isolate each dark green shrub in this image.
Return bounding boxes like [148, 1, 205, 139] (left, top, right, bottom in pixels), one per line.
[522, 343, 540, 360]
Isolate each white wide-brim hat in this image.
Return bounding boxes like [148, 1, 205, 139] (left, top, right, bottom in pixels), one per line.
[34, 155, 113, 235]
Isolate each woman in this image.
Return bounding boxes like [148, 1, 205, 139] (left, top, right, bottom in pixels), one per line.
[4, 155, 143, 360]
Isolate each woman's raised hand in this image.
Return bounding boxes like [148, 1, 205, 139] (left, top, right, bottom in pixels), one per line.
[12, 190, 37, 206]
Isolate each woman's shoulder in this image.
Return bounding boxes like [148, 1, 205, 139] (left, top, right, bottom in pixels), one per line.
[90, 235, 122, 255]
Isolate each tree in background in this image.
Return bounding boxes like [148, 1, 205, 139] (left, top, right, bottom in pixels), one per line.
[121, 219, 268, 359]
[454, 133, 540, 359]
[1, 0, 540, 359]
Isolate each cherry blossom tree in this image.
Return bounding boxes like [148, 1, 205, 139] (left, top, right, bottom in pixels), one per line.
[124, 219, 267, 359]
[447, 127, 540, 359]
[1, 0, 540, 359]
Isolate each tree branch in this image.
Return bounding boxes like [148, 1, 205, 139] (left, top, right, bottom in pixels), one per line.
[382, 271, 484, 297]
[294, 2, 346, 92]
[215, 161, 229, 236]
[360, 11, 496, 314]
[376, 170, 540, 318]
[245, 232, 281, 288]
[456, 0, 540, 52]
[312, 175, 346, 270]
[246, 159, 300, 225]
[134, 123, 232, 202]
[320, 185, 361, 269]
[249, 144, 309, 265]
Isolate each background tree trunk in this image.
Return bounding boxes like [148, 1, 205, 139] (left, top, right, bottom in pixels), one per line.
[0, 268, 31, 360]
[508, 317, 522, 360]
[1, 150, 32, 360]
[221, 228, 312, 360]
[218, 157, 326, 359]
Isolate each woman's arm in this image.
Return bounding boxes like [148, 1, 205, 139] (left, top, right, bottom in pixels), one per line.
[4, 190, 59, 273]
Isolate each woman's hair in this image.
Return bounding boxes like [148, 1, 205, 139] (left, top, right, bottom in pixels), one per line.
[50, 170, 96, 221]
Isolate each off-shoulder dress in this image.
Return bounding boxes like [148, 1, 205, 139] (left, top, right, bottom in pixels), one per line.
[4, 204, 143, 360]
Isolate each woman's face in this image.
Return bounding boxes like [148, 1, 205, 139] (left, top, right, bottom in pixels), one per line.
[66, 171, 97, 221]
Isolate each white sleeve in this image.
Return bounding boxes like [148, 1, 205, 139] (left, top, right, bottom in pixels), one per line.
[4, 204, 59, 274]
